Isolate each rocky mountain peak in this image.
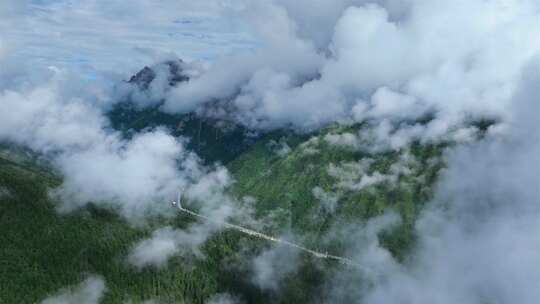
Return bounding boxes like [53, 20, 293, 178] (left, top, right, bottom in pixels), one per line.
[128, 60, 189, 90]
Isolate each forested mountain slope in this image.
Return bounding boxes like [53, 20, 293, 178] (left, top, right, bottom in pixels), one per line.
[0, 63, 445, 303]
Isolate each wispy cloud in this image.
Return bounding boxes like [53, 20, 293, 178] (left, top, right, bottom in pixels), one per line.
[40, 276, 106, 304]
[1, 0, 256, 74]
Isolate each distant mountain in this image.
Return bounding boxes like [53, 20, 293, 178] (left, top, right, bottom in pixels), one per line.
[109, 61, 262, 165]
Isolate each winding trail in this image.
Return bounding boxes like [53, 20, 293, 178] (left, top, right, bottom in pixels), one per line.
[175, 205, 369, 270]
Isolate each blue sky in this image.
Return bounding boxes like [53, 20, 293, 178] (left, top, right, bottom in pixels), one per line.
[0, 0, 257, 76]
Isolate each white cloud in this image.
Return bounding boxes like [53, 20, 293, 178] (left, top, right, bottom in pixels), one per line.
[157, 0, 540, 139]
[267, 138, 292, 157]
[2, 2, 540, 302]
[0, 31, 253, 269]
[0, 67, 189, 218]
[129, 226, 209, 268]
[368, 87, 426, 120]
[325, 212, 403, 276]
[0, 0, 256, 75]
[0, 77, 107, 153]
[312, 186, 339, 213]
[53, 130, 194, 218]
[328, 152, 418, 191]
[0, 62, 242, 224]
[252, 242, 301, 291]
[128, 166, 244, 267]
[40, 276, 106, 304]
[326, 60, 540, 304]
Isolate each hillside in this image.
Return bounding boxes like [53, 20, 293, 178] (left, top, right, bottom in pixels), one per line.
[0, 123, 443, 304]
[2, 2, 538, 304]
[0, 63, 445, 303]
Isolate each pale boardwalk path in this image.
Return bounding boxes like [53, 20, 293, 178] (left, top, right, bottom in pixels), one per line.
[176, 205, 369, 271]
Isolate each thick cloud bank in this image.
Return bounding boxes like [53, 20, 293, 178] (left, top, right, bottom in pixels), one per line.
[0, 68, 203, 218]
[323, 62, 540, 304]
[163, 0, 540, 137]
[53, 130, 194, 217]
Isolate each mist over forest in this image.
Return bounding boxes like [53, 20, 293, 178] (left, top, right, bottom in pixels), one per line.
[0, 1, 539, 303]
